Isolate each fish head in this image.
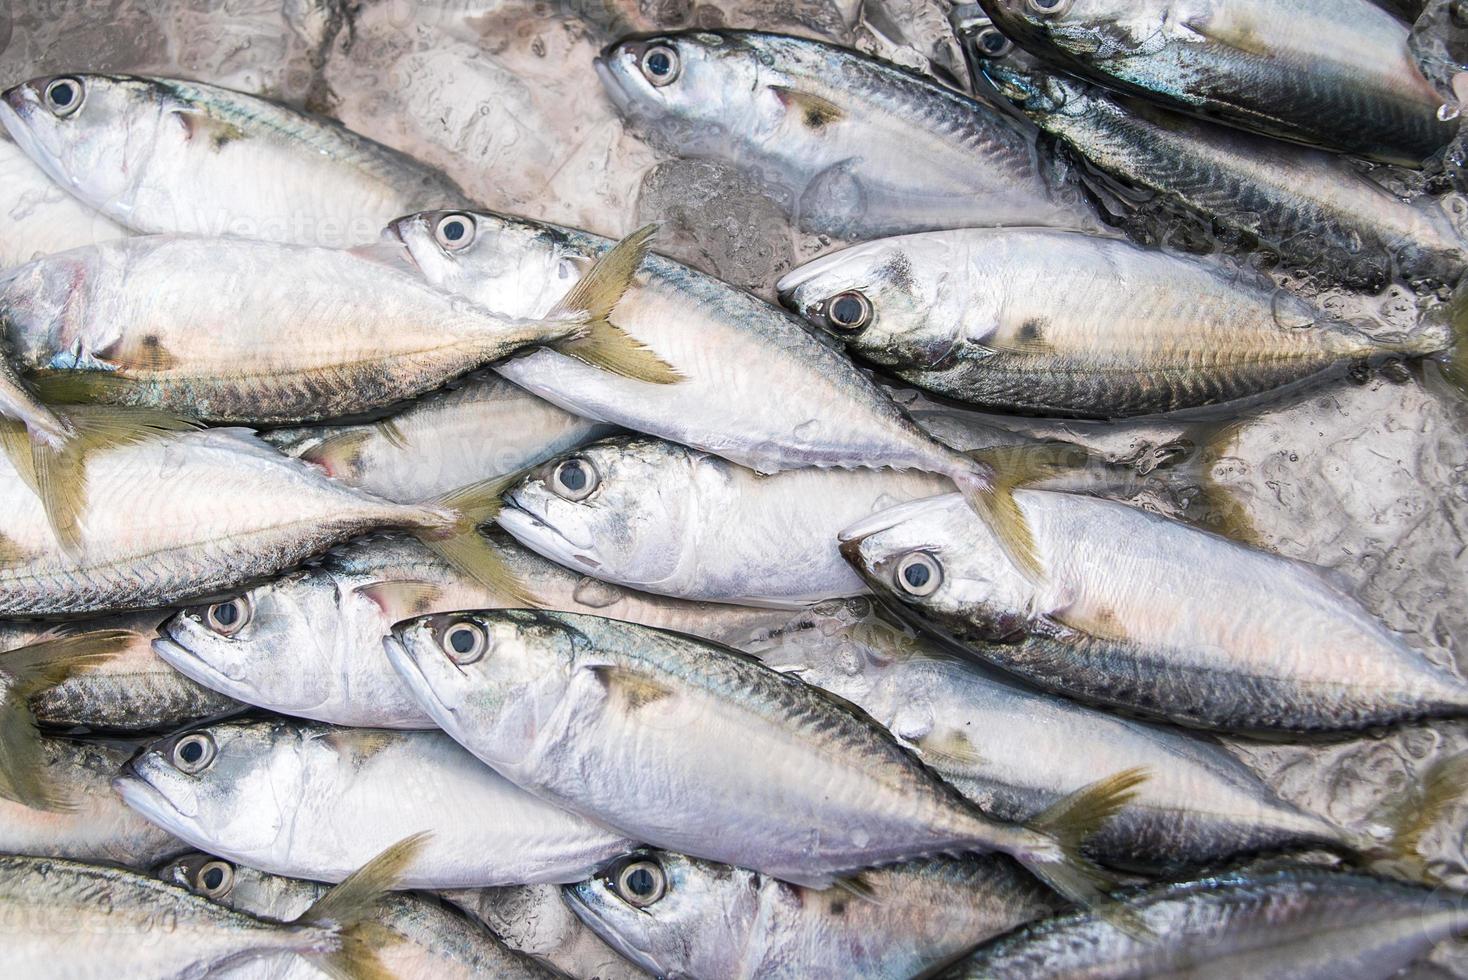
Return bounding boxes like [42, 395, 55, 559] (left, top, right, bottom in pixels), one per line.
[565, 850, 761, 978]
[972, 48, 1082, 121]
[389, 208, 573, 314]
[152, 569, 352, 716]
[0, 73, 181, 219]
[385, 609, 578, 769]
[159, 851, 315, 918]
[115, 719, 298, 855]
[980, 0, 1153, 62]
[839, 493, 1037, 643]
[497, 437, 701, 586]
[777, 236, 964, 371]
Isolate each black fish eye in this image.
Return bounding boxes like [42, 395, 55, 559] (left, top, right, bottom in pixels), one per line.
[434, 213, 476, 251]
[614, 859, 667, 907]
[551, 458, 599, 501]
[975, 27, 1014, 57]
[440, 621, 488, 665]
[826, 291, 872, 332]
[205, 597, 250, 636]
[896, 552, 943, 597]
[194, 860, 234, 898]
[1027, 0, 1071, 14]
[171, 732, 218, 774]
[640, 44, 681, 87]
[44, 77, 83, 116]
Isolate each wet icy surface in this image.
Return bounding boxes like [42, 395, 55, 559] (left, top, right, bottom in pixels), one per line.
[4, 0, 1468, 972]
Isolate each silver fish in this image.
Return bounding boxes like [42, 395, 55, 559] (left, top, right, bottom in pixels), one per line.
[115, 718, 635, 888]
[595, 30, 1100, 238]
[840, 491, 1468, 732]
[0, 135, 127, 269]
[0, 225, 671, 424]
[938, 867, 1468, 979]
[0, 837, 420, 979]
[158, 853, 559, 980]
[386, 608, 1144, 911]
[269, 373, 618, 503]
[565, 850, 1059, 980]
[0, 73, 470, 247]
[500, 436, 949, 607]
[777, 227, 1464, 417]
[976, 0, 1456, 165]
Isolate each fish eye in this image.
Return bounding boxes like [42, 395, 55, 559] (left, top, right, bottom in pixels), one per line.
[192, 860, 235, 898]
[434, 213, 476, 251]
[440, 621, 488, 665]
[205, 597, 250, 636]
[895, 552, 943, 597]
[975, 27, 1014, 57]
[44, 77, 84, 117]
[640, 44, 681, 87]
[825, 291, 872, 332]
[613, 858, 668, 907]
[551, 458, 599, 501]
[171, 732, 218, 774]
[1026, 0, 1072, 15]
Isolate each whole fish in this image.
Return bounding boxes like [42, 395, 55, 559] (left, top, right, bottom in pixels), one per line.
[938, 867, 1468, 979]
[150, 532, 800, 728]
[115, 718, 635, 888]
[595, 30, 1100, 237]
[158, 853, 559, 980]
[840, 492, 1468, 733]
[270, 374, 618, 503]
[386, 608, 1144, 912]
[0, 420, 537, 617]
[978, 57, 1468, 289]
[0, 226, 672, 425]
[975, 0, 1456, 165]
[777, 227, 1466, 417]
[500, 436, 949, 607]
[0, 737, 185, 867]
[0, 73, 471, 247]
[442, 884, 653, 980]
[0, 136, 127, 269]
[0, 837, 420, 979]
[392, 209, 1035, 570]
[1, 616, 242, 732]
[565, 850, 1059, 980]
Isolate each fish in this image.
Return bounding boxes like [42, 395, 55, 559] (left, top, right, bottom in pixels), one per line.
[839, 491, 1468, 733]
[441, 884, 654, 980]
[976, 56, 1468, 290]
[594, 30, 1100, 238]
[0, 135, 127, 269]
[114, 718, 636, 888]
[564, 850, 1060, 980]
[753, 617, 1455, 873]
[1, 616, 243, 732]
[391, 208, 1041, 574]
[0, 73, 471, 247]
[158, 852, 560, 979]
[777, 227, 1468, 418]
[936, 866, 1468, 979]
[150, 532, 803, 729]
[0, 422, 526, 617]
[0, 224, 675, 425]
[0, 835, 422, 979]
[386, 608, 1145, 914]
[975, 0, 1456, 166]
[269, 373, 619, 503]
[499, 435, 950, 607]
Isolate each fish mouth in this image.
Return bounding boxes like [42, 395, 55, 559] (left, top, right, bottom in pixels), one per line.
[495, 496, 604, 572]
[560, 884, 662, 976]
[152, 627, 247, 685]
[381, 634, 462, 731]
[113, 769, 196, 824]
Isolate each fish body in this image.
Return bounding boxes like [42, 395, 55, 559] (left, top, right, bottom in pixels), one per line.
[0, 73, 470, 247]
[940, 868, 1468, 979]
[778, 227, 1444, 417]
[981, 61, 1468, 289]
[841, 492, 1468, 732]
[500, 436, 949, 607]
[115, 718, 634, 888]
[976, 0, 1455, 165]
[595, 30, 1100, 237]
[565, 850, 1059, 980]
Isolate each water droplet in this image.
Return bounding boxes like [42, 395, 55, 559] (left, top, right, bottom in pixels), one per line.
[1439, 102, 1462, 122]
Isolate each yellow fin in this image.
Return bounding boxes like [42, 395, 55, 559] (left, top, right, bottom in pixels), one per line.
[587, 664, 675, 710]
[1368, 752, 1468, 883]
[960, 442, 1085, 584]
[172, 109, 249, 150]
[301, 429, 372, 479]
[296, 833, 428, 980]
[916, 728, 986, 770]
[353, 580, 447, 622]
[771, 85, 845, 128]
[375, 418, 409, 451]
[421, 474, 541, 607]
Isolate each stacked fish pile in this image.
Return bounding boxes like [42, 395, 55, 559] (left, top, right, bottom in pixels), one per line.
[0, 0, 1466, 977]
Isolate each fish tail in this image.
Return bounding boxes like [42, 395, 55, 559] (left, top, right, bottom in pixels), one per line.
[546, 224, 684, 385]
[292, 832, 428, 980]
[412, 473, 542, 607]
[0, 630, 133, 811]
[954, 443, 1076, 583]
[1012, 767, 1152, 939]
[1436, 280, 1468, 398]
[1362, 752, 1468, 883]
[1174, 419, 1262, 546]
